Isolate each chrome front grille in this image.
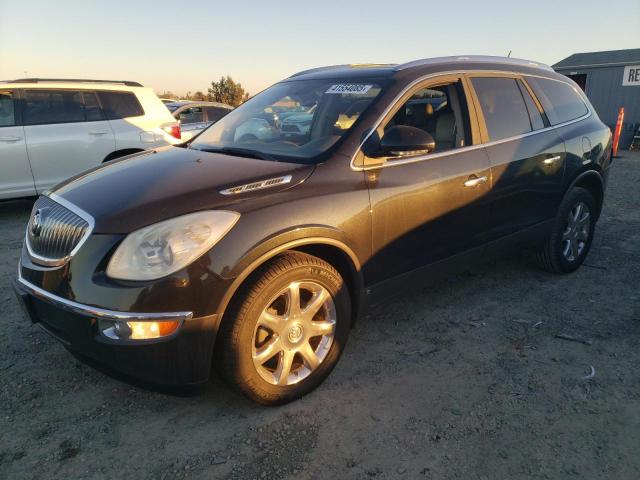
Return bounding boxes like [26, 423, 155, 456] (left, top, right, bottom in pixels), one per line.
[25, 195, 92, 266]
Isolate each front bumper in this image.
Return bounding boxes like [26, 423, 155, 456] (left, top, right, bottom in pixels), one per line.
[14, 273, 218, 387]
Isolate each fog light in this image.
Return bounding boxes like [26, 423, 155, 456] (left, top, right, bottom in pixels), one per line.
[128, 321, 179, 339]
[99, 319, 180, 340]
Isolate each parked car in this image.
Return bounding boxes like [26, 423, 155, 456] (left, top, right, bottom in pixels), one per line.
[169, 101, 233, 141]
[280, 105, 316, 136]
[163, 100, 193, 112]
[160, 98, 179, 105]
[0, 79, 182, 199]
[14, 56, 612, 405]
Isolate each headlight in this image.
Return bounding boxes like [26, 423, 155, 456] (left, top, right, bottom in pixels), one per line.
[106, 210, 239, 281]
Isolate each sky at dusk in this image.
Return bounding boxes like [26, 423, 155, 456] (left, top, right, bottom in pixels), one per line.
[1, 0, 639, 96]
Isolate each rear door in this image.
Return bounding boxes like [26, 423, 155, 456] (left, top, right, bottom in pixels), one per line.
[22, 89, 115, 192]
[0, 90, 35, 198]
[467, 74, 565, 239]
[361, 75, 492, 285]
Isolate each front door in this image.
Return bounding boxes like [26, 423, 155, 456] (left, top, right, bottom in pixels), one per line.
[22, 89, 115, 192]
[361, 75, 492, 286]
[0, 90, 35, 199]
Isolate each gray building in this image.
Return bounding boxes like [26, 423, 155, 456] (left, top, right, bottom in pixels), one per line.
[553, 49, 640, 149]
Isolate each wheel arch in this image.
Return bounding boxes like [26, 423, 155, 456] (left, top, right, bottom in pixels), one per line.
[214, 237, 365, 332]
[567, 169, 605, 219]
[103, 148, 145, 163]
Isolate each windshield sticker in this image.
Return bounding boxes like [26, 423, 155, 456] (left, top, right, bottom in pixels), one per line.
[325, 84, 373, 95]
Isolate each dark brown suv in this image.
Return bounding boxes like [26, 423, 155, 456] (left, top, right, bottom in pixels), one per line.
[14, 56, 612, 405]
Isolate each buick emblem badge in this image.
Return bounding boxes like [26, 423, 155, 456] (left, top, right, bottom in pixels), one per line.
[31, 209, 43, 237]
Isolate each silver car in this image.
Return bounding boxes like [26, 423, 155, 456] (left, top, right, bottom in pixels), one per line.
[168, 101, 234, 140]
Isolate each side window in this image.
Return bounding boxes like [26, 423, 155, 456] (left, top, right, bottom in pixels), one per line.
[525, 76, 588, 125]
[471, 77, 532, 141]
[204, 106, 230, 122]
[23, 90, 86, 125]
[179, 106, 203, 124]
[386, 80, 470, 152]
[97, 91, 144, 119]
[82, 92, 105, 121]
[0, 91, 16, 127]
[517, 80, 545, 130]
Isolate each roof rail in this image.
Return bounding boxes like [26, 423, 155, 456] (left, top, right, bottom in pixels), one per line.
[289, 65, 349, 78]
[2, 78, 144, 87]
[395, 55, 553, 71]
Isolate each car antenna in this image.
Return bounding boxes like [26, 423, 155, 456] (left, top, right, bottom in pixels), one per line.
[507, 50, 512, 58]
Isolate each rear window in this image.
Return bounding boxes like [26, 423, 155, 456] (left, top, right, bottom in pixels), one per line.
[471, 77, 532, 141]
[525, 76, 588, 125]
[204, 106, 230, 122]
[97, 91, 144, 119]
[23, 90, 86, 125]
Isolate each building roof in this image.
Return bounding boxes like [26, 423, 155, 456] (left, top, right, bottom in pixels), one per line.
[553, 49, 640, 70]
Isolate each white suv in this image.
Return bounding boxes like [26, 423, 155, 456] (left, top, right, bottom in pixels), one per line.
[0, 79, 182, 199]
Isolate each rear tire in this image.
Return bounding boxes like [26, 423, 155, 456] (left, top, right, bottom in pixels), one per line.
[216, 252, 350, 405]
[535, 187, 596, 273]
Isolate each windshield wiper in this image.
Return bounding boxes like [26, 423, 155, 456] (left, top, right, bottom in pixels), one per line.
[194, 146, 276, 161]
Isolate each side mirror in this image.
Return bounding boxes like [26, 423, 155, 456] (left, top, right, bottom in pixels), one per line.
[379, 125, 435, 157]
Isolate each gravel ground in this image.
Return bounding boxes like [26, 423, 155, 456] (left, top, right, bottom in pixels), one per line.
[1, 153, 639, 480]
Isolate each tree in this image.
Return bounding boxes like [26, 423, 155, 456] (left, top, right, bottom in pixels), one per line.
[191, 91, 207, 101]
[208, 76, 250, 107]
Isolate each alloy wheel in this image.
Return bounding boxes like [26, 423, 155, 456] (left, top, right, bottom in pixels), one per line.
[561, 201, 591, 262]
[251, 281, 336, 386]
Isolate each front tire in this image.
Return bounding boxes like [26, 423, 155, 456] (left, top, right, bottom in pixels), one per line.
[535, 187, 596, 273]
[217, 252, 351, 405]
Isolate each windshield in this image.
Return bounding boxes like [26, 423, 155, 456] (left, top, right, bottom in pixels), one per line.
[190, 79, 385, 163]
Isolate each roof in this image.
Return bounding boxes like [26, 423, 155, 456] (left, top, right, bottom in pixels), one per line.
[167, 101, 233, 110]
[288, 55, 553, 81]
[0, 78, 146, 90]
[553, 49, 640, 70]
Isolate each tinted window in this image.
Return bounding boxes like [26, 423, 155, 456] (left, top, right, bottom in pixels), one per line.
[23, 90, 86, 125]
[0, 91, 15, 127]
[525, 76, 588, 125]
[517, 80, 545, 130]
[471, 77, 532, 141]
[178, 106, 203, 124]
[204, 106, 230, 122]
[82, 92, 105, 121]
[97, 91, 144, 119]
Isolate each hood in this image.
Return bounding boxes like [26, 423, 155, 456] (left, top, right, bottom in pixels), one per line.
[53, 147, 314, 233]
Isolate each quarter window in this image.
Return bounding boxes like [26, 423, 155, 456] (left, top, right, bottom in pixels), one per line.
[525, 76, 588, 125]
[0, 91, 15, 127]
[471, 77, 532, 141]
[97, 91, 144, 119]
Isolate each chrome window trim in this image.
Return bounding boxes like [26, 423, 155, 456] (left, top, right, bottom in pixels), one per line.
[350, 69, 592, 171]
[17, 266, 193, 322]
[25, 192, 95, 267]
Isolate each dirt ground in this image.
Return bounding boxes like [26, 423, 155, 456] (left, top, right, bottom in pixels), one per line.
[1, 153, 639, 480]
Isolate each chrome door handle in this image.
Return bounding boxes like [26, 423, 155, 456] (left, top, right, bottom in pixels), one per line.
[543, 155, 561, 165]
[0, 136, 22, 142]
[88, 131, 108, 135]
[464, 175, 488, 187]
